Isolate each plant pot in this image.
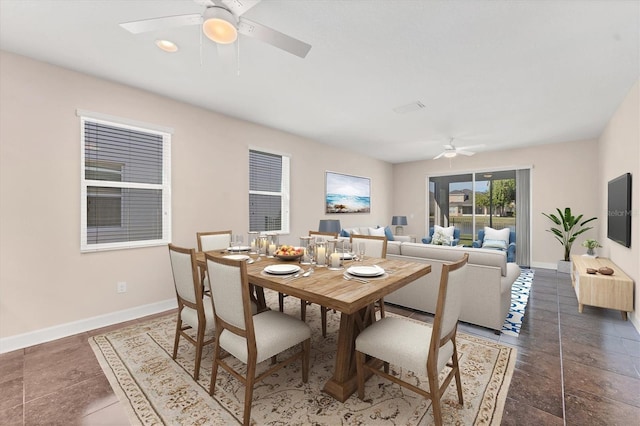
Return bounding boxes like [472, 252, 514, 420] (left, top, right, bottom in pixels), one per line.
[557, 260, 571, 274]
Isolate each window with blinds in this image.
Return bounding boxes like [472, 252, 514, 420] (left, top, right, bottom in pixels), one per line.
[80, 116, 171, 251]
[249, 149, 290, 233]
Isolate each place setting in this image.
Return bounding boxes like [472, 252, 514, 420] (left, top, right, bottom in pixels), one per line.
[343, 264, 387, 283]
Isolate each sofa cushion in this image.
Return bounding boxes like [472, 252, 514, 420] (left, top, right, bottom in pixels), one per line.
[369, 227, 386, 237]
[387, 240, 401, 255]
[483, 227, 510, 247]
[399, 242, 507, 276]
[434, 225, 455, 239]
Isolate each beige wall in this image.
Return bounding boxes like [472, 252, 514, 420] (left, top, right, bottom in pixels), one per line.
[0, 52, 393, 341]
[393, 139, 600, 268]
[597, 80, 639, 329]
[2, 50, 637, 344]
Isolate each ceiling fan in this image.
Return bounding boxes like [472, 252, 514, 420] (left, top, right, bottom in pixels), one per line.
[119, 0, 312, 58]
[433, 139, 485, 160]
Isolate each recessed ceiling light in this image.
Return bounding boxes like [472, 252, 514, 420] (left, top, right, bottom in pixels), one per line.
[155, 39, 178, 53]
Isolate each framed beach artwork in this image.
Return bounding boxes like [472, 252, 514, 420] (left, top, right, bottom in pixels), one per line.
[325, 171, 371, 214]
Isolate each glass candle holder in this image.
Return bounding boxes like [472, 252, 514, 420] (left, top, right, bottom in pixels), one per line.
[266, 233, 278, 257]
[248, 231, 259, 254]
[299, 236, 312, 265]
[257, 235, 268, 256]
[315, 241, 327, 266]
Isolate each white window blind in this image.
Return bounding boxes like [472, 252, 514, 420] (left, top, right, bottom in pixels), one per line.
[80, 116, 171, 252]
[249, 149, 290, 234]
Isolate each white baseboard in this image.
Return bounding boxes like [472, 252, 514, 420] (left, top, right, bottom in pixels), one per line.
[0, 299, 177, 354]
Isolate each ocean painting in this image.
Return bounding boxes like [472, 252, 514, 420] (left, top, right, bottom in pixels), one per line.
[325, 172, 371, 214]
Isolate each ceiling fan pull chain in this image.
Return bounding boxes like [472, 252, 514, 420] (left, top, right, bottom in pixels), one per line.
[199, 25, 203, 67]
[236, 37, 240, 76]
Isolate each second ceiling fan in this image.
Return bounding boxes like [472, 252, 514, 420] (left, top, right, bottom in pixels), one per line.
[120, 0, 312, 59]
[433, 139, 485, 160]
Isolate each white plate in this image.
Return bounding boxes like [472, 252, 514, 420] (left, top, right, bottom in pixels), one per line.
[228, 245, 251, 252]
[340, 253, 355, 260]
[223, 254, 250, 261]
[347, 265, 385, 277]
[264, 264, 301, 275]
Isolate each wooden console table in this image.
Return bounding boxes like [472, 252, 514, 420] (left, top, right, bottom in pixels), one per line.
[571, 255, 634, 320]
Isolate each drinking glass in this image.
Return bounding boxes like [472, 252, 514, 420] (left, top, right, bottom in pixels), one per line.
[234, 234, 244, 250]
[358, 242, 366, 261]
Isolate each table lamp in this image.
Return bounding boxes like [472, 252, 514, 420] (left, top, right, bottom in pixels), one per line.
[391, 216, 407, 235]
[318, 219, 341, 234]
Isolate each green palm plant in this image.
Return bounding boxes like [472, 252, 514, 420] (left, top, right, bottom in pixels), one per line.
[542, 208, 597, 262]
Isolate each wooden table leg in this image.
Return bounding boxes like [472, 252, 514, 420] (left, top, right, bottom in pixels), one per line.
[621, 311, 627, 321]
[323, 304, 378, 402]
[578, 303, 584, 313]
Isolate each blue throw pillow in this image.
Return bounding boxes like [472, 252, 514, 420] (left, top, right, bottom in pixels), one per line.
[383, 226, 394, 241]
[340, 228, 350, 238]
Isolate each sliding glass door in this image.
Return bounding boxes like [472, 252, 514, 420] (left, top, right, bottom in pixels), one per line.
[428, 170, 517, 246]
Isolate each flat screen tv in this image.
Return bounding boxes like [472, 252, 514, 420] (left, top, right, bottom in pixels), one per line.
[607, 173, 632, 248]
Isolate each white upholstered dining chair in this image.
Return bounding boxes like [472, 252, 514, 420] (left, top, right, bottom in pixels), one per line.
[196, 230, 232, 252]
[350, 234, 388, 317]
[196, 230, 232, 290]
[205, 254, 312, 426]
[355, 253, 469, 426]
[167, 244, 215, 380]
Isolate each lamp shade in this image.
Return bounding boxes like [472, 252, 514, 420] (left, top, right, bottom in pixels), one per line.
[391, 216, 408, 226]
[318, 219, 341, 234]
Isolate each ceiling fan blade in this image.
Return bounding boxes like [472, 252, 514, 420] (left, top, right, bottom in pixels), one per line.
[120, 14, 202, 34]
[457, 150, 476, 156]
[433, 152, 446, 160]
[221, 0, 262, 17]
[238, 18, 311, 58]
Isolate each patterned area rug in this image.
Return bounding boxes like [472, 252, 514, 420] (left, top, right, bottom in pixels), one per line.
[90, 291, 516, 425]
[502, 269, 534, 336]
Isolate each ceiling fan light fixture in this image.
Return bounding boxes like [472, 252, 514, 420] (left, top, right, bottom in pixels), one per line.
[443, 151, 457, 158]
[155, 39, 178, 52]
[202, 7, 238, 44]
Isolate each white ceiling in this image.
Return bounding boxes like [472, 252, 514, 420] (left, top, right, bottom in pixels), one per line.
[1, 0, 638, 163]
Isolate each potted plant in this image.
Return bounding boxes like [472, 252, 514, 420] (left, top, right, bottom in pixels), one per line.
[582, 239, 601, 257]
[542, 207, 597, 273]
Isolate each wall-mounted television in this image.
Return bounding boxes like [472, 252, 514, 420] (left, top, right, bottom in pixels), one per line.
[607, 173, 632, 248]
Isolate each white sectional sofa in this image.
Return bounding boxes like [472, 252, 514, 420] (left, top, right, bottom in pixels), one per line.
[385, 242, 521, 333]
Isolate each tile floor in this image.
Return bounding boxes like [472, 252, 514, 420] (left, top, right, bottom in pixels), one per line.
[1, 268, 638, 425]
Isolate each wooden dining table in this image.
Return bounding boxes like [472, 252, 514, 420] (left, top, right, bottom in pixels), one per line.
[196, 251, 431, 402]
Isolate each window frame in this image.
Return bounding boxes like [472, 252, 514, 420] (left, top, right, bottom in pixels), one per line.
[248, 148, 290, 235]
[79, 113, 172, 252]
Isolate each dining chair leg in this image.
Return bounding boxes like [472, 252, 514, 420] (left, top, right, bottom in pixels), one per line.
[452, 342, 464, 405]
[243, 359, 257, 426]
[194, 324, 205, 380]
[355, 350, 366, 400]
[378, 297, 386, 318]
[428, 373, 443, 426]
[320, 306, 327, 337]
[278, 292, 285, 312]
[300, 300, 307, 321]
[172, 316, 181, 359]
[302, 339, 310, 382]
[209, 345, 221, 396]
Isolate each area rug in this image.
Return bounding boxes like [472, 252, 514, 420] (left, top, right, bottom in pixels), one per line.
[90, 291, 516, 425]
[501, 269, 534, 336]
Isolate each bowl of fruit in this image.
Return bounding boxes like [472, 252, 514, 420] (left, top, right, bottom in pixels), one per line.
[274, 245, 304, 261]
